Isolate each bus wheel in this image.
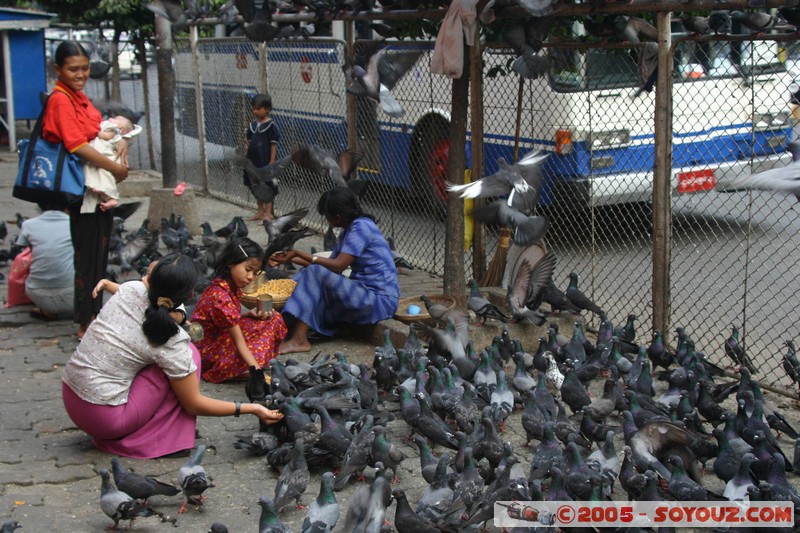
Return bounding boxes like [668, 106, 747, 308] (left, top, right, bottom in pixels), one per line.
[428, 139, 450, 203]
[410, 117, 449, 214]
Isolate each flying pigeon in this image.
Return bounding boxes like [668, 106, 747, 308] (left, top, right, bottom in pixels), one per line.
[732, 141, 800, 201]
[344, 47, 423, 117]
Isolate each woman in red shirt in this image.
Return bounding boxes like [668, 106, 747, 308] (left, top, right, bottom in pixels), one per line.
[42, 41, 129, 338]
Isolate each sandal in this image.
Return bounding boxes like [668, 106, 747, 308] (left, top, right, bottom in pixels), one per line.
[173, 182, 188, 196]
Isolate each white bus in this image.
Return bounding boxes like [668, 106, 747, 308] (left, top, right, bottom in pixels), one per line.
[174, 26, 795, 208]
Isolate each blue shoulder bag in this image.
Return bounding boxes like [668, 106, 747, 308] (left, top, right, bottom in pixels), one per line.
[13, 91, 85, 208]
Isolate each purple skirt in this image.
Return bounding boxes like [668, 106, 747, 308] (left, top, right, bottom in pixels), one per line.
[61, 344, 201, 459]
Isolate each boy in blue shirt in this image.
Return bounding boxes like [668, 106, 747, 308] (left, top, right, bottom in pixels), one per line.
[244, 93, 280, 221]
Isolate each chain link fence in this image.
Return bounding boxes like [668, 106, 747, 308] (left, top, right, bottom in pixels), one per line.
[668, 34, 800, 391]
[46, 25, 800, 395]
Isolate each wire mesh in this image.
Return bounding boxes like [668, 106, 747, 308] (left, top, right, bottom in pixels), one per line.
[47, 27, 800, 395]
[668, 34, 800, 391]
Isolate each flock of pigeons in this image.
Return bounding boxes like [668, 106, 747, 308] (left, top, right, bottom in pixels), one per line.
[80, 254, 800, 532]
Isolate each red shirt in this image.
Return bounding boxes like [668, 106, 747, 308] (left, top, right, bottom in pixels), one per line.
[41, 81, 101, 153]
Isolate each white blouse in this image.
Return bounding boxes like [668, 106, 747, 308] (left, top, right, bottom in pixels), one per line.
[62, 281, 196, 405]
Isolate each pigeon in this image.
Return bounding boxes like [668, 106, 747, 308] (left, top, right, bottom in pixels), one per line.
[473, 202, 549, 247]
[708, 11, 732, 34]
[371, 425, 406, 482]
[300, 472, 339, 533]
[724, 325, 756, 374]
[89, 42, 111, 79]
[668, 455, 724, 501]
[680, 14, 710, 35]
[258, 496, 293, 533]
[208, 523, 229, 533]
[415, 454, 454, 522]
[415, 436, 441, 484]
[565, 272, 604, 317]
[560, 362, 591, 414]
[468, 279, 509, 325]
[447, 150, 549, 214]
[344, 47, 423, 117]
[629, 420, 706, 482]
[542, 280, 582, 315]
[444, 447, 485, 518]
[0, 522, 20, 533]
[274, 439, 311, 512]
[519, 0, 554, 17]
[780, 6, 800, 30]
[387, 236, 414, 270]
[413, 391, 459, 450]
[508, 246, 556, 324]
[503, 19, 552, 79]
[392, 488, 451, 533]
[177, 445, 215, 513]
[145, 0, 192, 30]
[614, 16, 658, 43]
[333, 415, 375, 491]
[291, 144, 362, 188]
[619, 446, 647, 500]
[110, 457, 180, 502]
[783, 340, 800, 394]
[731, 10, 781, 33]
[262, 208, 310, 244]
[98, 468, 155, 530]
[341, 474, 388, 533]
[733, 141, 800, 201]
[724, 452, 757, 501]
[244, 156, 293, 203]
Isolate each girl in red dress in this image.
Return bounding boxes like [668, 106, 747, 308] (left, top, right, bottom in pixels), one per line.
[191, 238, 287, 383]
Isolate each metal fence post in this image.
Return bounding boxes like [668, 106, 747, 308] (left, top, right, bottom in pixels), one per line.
[259, 42, 267, 93]
[652, 12, 673, 337]
[344, 22, 357, 153]
[189, 26, 209, 194]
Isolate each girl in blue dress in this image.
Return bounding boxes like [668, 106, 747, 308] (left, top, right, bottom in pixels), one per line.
[270, 187, 400, 354]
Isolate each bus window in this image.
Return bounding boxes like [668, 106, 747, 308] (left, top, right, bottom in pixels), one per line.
[550, 48, 639, 92]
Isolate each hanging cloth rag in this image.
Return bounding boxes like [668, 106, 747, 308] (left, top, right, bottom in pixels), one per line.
[431, 0, 495, 78]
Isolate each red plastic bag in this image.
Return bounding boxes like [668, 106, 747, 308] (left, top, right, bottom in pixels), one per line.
[5, 247, 33, 307]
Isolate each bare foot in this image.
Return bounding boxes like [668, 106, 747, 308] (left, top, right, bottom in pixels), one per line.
[99, 198, 118, 211]
[279, 340, 312, 354]
[248, 213, 264, 221]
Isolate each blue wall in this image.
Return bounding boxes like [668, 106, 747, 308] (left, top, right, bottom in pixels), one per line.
[10, 30, 48, 119]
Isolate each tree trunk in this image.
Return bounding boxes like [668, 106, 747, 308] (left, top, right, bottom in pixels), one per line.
[443, 44, 469, 308]
[111, 28, 121, 101]
[154, 5, 177, 187]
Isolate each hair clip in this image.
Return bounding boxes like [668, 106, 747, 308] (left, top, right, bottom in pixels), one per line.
[238, 244, 248, 259]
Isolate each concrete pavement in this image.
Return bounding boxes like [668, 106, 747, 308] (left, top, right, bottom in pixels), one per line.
[0, 151, 459, 532]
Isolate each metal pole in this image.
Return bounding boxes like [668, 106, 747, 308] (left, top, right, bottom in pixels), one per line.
[652, 12, 673, 337]
[258, 42, 267, 93]
[189, 26, 209, 194]
[469, 24, 485, 282]
[3, 32, 15, 152]
[344, 20, 357, 152]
